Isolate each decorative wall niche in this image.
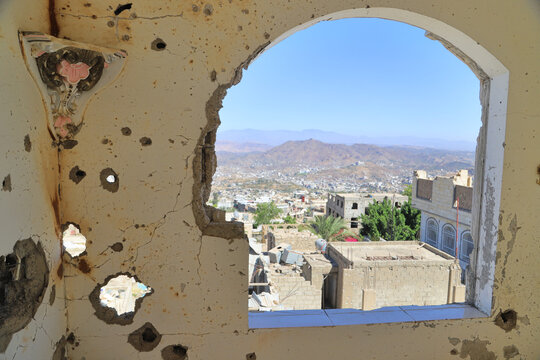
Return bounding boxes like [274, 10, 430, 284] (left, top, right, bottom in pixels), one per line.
[19, 32, 126, 143]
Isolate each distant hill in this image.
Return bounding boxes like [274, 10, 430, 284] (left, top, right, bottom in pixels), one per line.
[217, 139, 475, 172]
[217, 129, 476, 152]
[215, 140, 272, 153]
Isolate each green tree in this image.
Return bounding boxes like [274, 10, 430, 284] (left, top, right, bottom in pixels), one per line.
[308, 215, 349, 241]
[402, 184, 412, 198]
[283, 215, 297, 224]
[360, 197, 420, 241]
[254, 202, 282, 226]
[211, 192, 219, 207]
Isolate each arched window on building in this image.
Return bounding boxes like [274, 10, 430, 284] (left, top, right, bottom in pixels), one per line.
[425, 218, 438, 246]
[442, 224, 456, 256]
[460, 231, 474, 263]
[352, 202, 358, 209]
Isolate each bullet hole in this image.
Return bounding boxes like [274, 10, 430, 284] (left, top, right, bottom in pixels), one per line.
[122, 34, 130, 41]
[192, 4, 199, 12]
[49, 284, 56, 305]
[241, 9, 249, 14]
[102, 138, 109, 144]
[128, 322, 162, 352]
[246, 353, 256, 360]
[107, 20, 115, 27]
[450, 349, 458, 355]
[495, 309, 517, 332]
[140, 137, 152, 146]
[114, 3, 132, 15]
[161, 344, 188, 360]
[78, 259, 91, 273]
[100, 168, 119, 193]
[264, 32, 270, 39]
[0, 238, 49, 353]
[62, 224, 87, 257]
[69, 166, 87, 184]
[61, 139, 78, 149]
[151, 38, 167, 51]
[2, 174, 11, 192]
[24, 134, 32, 152]
[83, 2, 92, 7]
[536, 165, 540, 185]
[111, 242, 123, 252]
[89, 274, 151, 325]
[203, 3, 213, 15]
[210, 70, 217, 82]
[121, 127, 132, 136]
[66, 332, 76, 344]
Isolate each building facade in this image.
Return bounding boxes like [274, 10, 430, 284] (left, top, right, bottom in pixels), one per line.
[325, 242, 465, 310]
[326, 192, 408, 228]
[412, 170, 474, 277]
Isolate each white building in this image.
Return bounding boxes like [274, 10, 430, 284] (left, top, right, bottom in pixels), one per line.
[326, 192, 408, 229]
[411, 170, 474, 279]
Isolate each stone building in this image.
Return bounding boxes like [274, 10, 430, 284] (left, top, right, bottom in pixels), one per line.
[326, 192, 408, 228]
[0, 0, 537, 359]
[324, 242, 465, 310]
[412, 170, 474, 277]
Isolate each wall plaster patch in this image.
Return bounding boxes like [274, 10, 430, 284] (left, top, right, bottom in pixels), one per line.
[19, 32, 126, 141]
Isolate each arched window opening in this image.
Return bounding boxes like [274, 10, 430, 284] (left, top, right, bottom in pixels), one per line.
[426, 218, 438, 246]
[460, 231, 474, 262]
[205, 9, 508, 325]
[442, 224, 456, 256]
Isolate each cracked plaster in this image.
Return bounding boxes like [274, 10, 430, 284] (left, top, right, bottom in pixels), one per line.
[0, 0, 538, 359]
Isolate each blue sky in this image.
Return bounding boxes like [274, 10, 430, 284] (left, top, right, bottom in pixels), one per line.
[218, 18, 481, 143]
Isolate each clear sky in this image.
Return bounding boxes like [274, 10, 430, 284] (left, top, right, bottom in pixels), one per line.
[218, 18, 482, 143]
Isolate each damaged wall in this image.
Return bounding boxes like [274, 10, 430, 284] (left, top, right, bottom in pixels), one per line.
[0, 1, 67, 359]
[0, 0, 539, 359]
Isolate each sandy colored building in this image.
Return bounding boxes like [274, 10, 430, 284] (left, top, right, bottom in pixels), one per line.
[325, 242, 464, 310]
[0, 0, 538, 359]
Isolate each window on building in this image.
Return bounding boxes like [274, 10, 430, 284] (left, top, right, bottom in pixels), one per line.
[442, 224, 456, 256]
[351, 217, 358, 228]
[352, 202, 358, 209]
[426, 218, 438, 246]
[460, 231, 474, 262]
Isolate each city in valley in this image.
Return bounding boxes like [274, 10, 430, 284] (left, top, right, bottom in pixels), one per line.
[209, 135, 476, 313]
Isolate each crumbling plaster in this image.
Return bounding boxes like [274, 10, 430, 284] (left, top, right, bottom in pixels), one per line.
[0, 0, 539, 359]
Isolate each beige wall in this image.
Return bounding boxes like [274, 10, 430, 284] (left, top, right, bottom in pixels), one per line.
[0, 0, 539, 359]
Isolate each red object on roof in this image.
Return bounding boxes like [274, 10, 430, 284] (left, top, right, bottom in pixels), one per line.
[345, 237, 358, 242]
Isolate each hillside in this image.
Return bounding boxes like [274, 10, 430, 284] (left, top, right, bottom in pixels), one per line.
[216, 139, 475, 172]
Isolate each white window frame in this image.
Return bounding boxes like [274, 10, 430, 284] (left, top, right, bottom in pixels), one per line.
[425, 217, 439, 247]
[242, 7, 508, 322]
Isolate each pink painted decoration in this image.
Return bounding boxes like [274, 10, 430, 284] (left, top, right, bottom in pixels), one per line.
[54, 115, 72, 137]
[57, 60, 91, 84]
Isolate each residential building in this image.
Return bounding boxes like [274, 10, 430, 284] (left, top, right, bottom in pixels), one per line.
[411, 170, 474, 277]
[326, 192, 408, 228]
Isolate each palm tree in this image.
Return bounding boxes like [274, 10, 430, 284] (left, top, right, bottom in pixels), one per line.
[308, 215, 350, 241]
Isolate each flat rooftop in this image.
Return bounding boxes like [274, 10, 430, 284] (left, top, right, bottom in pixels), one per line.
[329, 241, 453, 263]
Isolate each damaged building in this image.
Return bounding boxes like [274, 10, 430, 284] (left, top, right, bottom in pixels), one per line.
[0, 0, 538, 359]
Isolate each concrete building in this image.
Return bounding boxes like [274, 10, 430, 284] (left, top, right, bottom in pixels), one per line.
[326, 192, 408, 228]
[0, 1, 537, 359]
[324, 242, 465, 310]
[412, 170, 474, 277]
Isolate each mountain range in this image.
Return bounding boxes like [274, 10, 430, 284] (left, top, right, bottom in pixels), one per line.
[217, 129, 476, 152]
[216, 139, 475, 174]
